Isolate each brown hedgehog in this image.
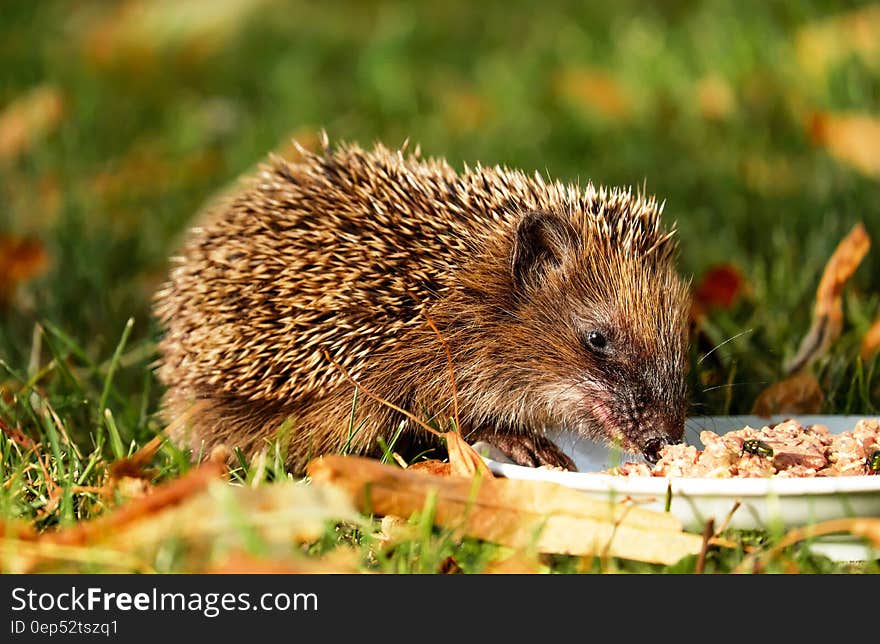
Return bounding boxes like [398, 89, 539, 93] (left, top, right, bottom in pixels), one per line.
[153, 136, 691, 474]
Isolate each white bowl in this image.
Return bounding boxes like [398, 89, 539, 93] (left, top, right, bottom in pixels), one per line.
[484, 415, 880, 561]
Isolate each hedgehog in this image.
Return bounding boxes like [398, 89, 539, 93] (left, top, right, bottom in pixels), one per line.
[153, 136, 691, 474]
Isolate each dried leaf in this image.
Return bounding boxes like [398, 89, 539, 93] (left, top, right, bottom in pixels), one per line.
[0, 85, 64, 161]
[0, 417, 36, 450]
[795, 5, 880, 78]
[553, 67, 632, 120]
[751, 371, 824, 416]
[48, 461, 227, 548]
[437, 556, 463, 574]
[785, 222, 870, 374]
[308, 455, 703, 565]
[3, 469, 359, 573]
[82, 0, 274, 69]
[0, 236, 50, 308]
[692, 264, 746, 316]
[407, 460, 452, 476]
[445, 430, 492, 478]
[861, 317, 880, 362]
[808, 112, 880, 178]
[108, 434, 163, 480]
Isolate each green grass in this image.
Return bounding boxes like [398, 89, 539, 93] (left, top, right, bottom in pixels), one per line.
[1, 0, 879, 573]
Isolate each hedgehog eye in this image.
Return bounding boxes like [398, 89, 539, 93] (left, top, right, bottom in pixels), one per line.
[584, 330, 609, 352]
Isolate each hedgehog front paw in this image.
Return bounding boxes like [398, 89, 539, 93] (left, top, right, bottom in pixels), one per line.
[467, 429, 577, 471]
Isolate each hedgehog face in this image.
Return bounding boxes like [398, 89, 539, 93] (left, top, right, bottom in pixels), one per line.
[506, 209, 690, 462]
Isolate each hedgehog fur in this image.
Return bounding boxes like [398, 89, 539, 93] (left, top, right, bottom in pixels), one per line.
[154, 136, 691, 473]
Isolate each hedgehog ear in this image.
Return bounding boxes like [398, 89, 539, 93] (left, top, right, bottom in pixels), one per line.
[510, 211, 578, 291]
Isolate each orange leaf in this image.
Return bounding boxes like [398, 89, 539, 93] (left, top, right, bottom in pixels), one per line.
[407, 460, 453, 476]
[0, 236, 49, 307]
[808, 112, 880, 178]
[795, 5, 880, 78]
[0, 416, 36, 450]
[752, 371, 824, 417]
[48, 460, 227, 548]
[553, 67, 632, 121]
[861, 317, 880, 362]
[0, 85, 64, 161]
[444, 430, 492, 478]
[307, 455, 704, 565]
[785, 222, 870, 373]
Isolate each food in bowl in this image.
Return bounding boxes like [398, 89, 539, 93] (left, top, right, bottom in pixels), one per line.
[606, 418, 880, 478]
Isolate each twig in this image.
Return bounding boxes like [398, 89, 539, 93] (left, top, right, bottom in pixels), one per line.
[323, 350, 442, 439]
[713, 500, 740, 536]
[695, 518, 714, 574]
[422, 311, 461, 433]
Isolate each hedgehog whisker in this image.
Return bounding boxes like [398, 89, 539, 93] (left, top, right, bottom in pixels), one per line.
[701, 381, 768, 394]
[698, 328, 754, 364]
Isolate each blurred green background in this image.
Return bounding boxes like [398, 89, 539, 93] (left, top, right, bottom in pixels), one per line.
[2, 0, 879, 424]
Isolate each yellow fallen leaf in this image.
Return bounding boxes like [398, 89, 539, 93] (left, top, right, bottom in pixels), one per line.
[861, 317, 880, 362]
[795, 5, 880, 78]
[82, 0, 274, 68]
[308, 455, 703, 565]
[785, 221, 870, 373]
[445, 430, 492, 478]
[1, 470, 359, 573]
[0, 85, 63, 161]
[809, 112, 880, 178]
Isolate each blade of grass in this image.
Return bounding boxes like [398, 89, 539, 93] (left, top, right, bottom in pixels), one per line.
[98, 317, 134, 416]
[103, 408, 126, 461]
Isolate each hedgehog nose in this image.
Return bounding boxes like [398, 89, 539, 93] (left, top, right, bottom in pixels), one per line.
[642, 436, 670, 464]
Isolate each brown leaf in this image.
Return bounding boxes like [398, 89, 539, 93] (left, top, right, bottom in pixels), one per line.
[861, 317, 880, 362]
[0, 85, 64, 161]
[785, 222, 871, 373]
[103, 435, 165, 502]
[751, 371, 824, 417]
[3, 474, 358, 573]
[445, 430, 492, 478]
[407, 460, 452, 476]
[553, 67, 632, 121]
[308, 455, 704, 565]
[0, 416, 36, 450]
[48, 460, 227, 548]
[0, 236, 50, 308]
[808, 112, 880, 178]
[108, 434, 163, 480]
[437, 556, 463, 574]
